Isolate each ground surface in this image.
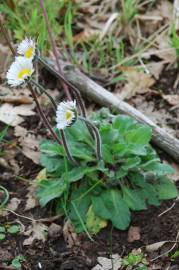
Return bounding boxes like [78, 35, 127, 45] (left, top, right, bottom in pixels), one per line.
[1, 0, 179, 269]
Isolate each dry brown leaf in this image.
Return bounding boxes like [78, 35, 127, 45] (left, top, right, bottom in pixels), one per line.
[14, 126, 28, 137]
[73, 29, 100, 43]
[116, 70, 155, 100]
[163, 95, 179, 106]
[127, 226, 141, 243]
[7, 197, 21, 211]
[15, 127, 41, 164]
[0, 197, 21, 217]
[0, 86, 33, 105]
[92, 255, 122, 270]
[0, 103, 35, 127]
[146, 241, 168, 252]
[147, 61, 165, 80]
[63, 219, 80, 248]
[4, 149, 20, 175]
[23, 221, 48, 246]
[25, 184, 39, 211]
[167, 162, 179, 182]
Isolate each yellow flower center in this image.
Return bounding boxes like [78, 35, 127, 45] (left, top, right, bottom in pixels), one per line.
[25, 47, 33, 58]
[18, 68, 31, 79]
[65, 110, 72, 121]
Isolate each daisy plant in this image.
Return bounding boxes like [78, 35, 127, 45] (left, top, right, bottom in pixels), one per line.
[1, 12, 178, 236]
[4, 28, 102, 164]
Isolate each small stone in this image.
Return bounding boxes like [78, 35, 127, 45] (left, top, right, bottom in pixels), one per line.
[48, 223, 62, 238]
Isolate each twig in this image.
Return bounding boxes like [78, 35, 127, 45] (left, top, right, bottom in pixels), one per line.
[5, 208, 62, 223]
[39, 0, 71, 100]
[151, 231, 179, 262]
[158, 197, 179, 217]
[0, 265, 16, 270]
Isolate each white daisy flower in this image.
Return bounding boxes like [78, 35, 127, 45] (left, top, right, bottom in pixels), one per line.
[17, 37, 36, 59]
[56, 100, 77, 130]
[6, 56, 34, 87]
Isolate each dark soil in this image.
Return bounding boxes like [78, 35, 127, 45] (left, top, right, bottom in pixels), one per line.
[1, 176, 179, 270]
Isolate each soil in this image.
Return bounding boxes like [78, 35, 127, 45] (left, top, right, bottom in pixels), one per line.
[1, 174, 179, 270]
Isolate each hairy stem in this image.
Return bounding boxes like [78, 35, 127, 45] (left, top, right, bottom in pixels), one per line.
[38, 57, 87, 116]
[0, 19, 62, 146]
[38, 57, 95, 139]
[28, 82, 62, 145]
[39, 0, 71, 100]
[79, 116, 102, 160]
[30, 78, 57, 111]
[60, 130, 77, 165]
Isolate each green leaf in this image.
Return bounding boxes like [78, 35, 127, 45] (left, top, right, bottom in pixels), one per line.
[86, 205, 107, 234]
[122, 157, 141, 171]
[157, 178, 178, 200]
[40, 155, 64, 173]
[127, 144, 147, 156]
[102, 144, 114, 164]
[0, 226, 5, 233]
[69, 184, 91, 232]
[40, 140, 64, 156]
[92, 189, 130, 230]
[113, 115, 135, 133]
[37, 179, 67, 207]
[112, 143, 128, 156]
[0, 233, 5, 240]
[142, 162, 175, 176]
[65, 119, 92, 145]
[69, 141, 95, 161]
[126, 126, 152, 145]
[142, 183, 160, 206]
[7, 225, 20, 234]
[116, 169, 128, 179]
[12, 255, 25, 269]
[62, 165, 97, 183]
[122, 187, 147, 210]
[100, 125, 119, 144]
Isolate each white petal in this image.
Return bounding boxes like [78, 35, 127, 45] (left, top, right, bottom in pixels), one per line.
[56, 100, 77, 130]
[6, 56, 34, 87]
[17, 37, 36, 59]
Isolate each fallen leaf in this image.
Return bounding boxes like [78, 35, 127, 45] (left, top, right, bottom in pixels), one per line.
[92, 254, 122, 270]
[63, 219, 80, 248]
[23, 221, 48, 246]
[0, 86, 33, 105]
[73, 29, 100, 43]
[163, 95, 179, 106]
[0, 103, 35, 127]
[146, 241, 168, 252]
[25, 184, 39, 211]
[166, 162, 179, 182]
[7, 198, 21, 211]
[116, 69, 155, 100]
[127, 226, 141, 243]
[15, 127, 41, 164]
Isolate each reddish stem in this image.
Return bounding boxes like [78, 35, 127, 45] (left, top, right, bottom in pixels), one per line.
[39, 0, 72, 100]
